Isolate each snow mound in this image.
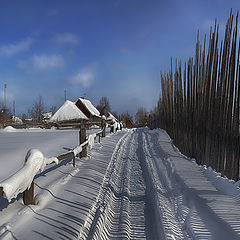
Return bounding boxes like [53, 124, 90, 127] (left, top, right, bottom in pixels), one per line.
[3, 126, 17, 132]
[0, 149, 58, 202]
[201, 165, 240, 197]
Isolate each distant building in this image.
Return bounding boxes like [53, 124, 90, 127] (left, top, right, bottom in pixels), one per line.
[50, 100, 88, 126]
[42, 112, 53, 122]
[106, 112, 118, 124]
[75, 98, 101, 122]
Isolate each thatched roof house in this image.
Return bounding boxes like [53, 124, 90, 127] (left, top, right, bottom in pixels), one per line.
[50, 100, 88, 124]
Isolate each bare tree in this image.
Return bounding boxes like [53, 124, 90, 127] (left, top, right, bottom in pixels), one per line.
[21, 113, 27, 122]
[97, 97, 111, 116]
[28, 96, 45, 122]
[50, 106, 57, 115]
[120, 112, 133, 127]
[135, 107, 147, 127]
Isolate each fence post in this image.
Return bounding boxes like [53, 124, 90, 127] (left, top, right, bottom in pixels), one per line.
[73, 154, 76, 167]
[80, 126, 87, 158]
[110, 125, 114, 133]
[99, 135, 101, 143]
[23, 181, 34, 205]
[102, 120, 106, 137]
[0, 187, 3, 197]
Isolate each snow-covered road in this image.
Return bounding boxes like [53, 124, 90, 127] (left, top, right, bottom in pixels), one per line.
[1, 128, 240, 239]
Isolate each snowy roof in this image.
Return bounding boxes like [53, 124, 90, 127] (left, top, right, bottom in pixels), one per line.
[50, 100, 88, 122]
[12, 116, 23, 124]
[42, 112, 52, 119]
[76, 98, 100, 117]
[107, 112, 118, 122]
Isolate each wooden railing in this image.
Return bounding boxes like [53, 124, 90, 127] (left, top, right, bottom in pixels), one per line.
[0, 125, 107, 205]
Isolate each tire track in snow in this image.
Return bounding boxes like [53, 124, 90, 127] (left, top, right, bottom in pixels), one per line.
[143, 129, 214, 239]
[87, 130, 148, 239]
[140, 129, 186, 240]
[136, 129, 166, 240]
[142, 128, 240, 240]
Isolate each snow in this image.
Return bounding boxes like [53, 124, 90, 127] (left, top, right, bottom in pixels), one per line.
[12, 116, 23, 124]
[201, 165, 240, 198]
[3, 126, 17, 132]
[142, 128, 240, 239]
[72, 145, 82, 156]
[1, 127, 240, 239]
[87, 133, 96, 149]
[89, 124, 100, 129]
[0, 149, 58, 201]
[0, 128, 98, 182]
[77, 98, 100, 117]
[50, 100, 88, 122]
[72, 131, 99, 156]
[106, 112, 118, 122]
[42, 112, 52, 119]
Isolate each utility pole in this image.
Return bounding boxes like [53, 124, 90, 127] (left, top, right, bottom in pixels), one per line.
[64, 89, 66, 102]
[13, 100, 15, 116]
[4, 84, 6, 108]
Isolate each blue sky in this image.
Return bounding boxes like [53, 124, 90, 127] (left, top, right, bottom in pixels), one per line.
[0, 0, 239, 117]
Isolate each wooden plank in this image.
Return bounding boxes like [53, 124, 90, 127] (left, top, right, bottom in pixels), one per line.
[23, 181, 34, 205]
[57, 152, 74, 161]
[102, 127, 106, 137]
[73, 155, 76, 167]
[96, 130, 103, 137]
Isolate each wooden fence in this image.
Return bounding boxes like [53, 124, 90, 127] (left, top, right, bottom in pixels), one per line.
[148, 10, 240, 181]
[0, 124, 108, 205]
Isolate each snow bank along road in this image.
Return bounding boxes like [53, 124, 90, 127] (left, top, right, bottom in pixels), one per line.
[1, 128, 240, 239]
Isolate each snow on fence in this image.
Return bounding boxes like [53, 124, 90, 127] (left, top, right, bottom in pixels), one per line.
[0, 125, 108, 205]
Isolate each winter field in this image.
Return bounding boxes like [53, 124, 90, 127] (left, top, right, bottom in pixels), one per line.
[1, 127, 240, 239]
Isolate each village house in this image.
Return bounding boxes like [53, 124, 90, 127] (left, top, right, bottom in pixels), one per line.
[106, 112, 118, 124]
[75, 97, 102, 128]
[50, 100, 88, 127]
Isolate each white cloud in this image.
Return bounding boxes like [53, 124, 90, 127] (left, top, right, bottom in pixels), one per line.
[0, 38, 33, 56]
[69, 72, 95, 88]
[69, 62, 98, 88]
[33, 54, 65, 70]
[18, 54, 65, 71]
[17, 59, 28, 69]
[54, 32, 79, 45]
[201, 19, 226, 33]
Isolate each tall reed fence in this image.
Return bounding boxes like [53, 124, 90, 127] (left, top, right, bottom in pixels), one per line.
[149, 10, 240, 181]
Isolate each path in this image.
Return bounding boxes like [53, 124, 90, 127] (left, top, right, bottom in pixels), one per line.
[1, 128, 240, 239]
